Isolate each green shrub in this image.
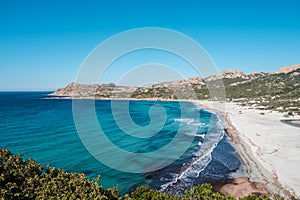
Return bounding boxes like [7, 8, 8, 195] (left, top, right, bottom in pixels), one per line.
[0, 148, 119, 200]
[0, 148, 273, 200]
[240, 194, 269, 200]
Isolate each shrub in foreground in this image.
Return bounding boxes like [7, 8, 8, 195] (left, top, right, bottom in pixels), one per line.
[0, 148, 270, 200]
[0, 148, 119, 199]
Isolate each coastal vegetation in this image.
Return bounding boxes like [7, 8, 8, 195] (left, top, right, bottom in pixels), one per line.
[0, 148, 273, 200]
[50, 64, 300, 115]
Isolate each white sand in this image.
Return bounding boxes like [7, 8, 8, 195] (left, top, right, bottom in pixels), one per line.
[193, 100, 300, 198]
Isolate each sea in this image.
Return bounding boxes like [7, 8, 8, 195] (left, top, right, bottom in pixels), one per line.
[0, 92, 244, 195]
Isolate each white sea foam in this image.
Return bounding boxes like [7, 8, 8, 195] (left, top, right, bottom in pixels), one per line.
[160, 114, 226, 193]
[184, 132, 206, 139]
[174, 118, 194, 124]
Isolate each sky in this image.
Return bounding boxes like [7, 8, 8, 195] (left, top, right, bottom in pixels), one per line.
[0, 0, 300, 90]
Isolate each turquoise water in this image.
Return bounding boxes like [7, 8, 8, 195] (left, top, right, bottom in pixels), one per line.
[0, 92, 242, 195]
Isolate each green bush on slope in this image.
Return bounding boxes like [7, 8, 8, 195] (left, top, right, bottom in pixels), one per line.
[0, 148, 119, 200]
[0, 148, 269, 200]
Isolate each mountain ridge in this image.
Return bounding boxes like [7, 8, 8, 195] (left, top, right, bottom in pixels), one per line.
[50, 64, 300, 114]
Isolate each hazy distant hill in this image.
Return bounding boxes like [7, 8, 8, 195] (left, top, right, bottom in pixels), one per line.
[50, 64, 300, 115]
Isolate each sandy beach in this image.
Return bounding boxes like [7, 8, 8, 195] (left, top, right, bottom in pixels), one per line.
[193, 100, 300, 198]
[48, 96, 300, 197]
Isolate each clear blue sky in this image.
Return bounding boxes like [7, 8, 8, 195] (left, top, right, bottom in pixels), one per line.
[0, 0, 300, 90]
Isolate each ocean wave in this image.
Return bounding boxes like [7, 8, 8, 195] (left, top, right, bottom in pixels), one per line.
[174, 118, 194, 125]
[174, 118, 209, 129]
[159, 114, 226, 194]
[184, 132, 206, 139]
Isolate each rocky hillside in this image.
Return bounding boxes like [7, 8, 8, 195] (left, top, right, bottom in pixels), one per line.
[50, 64, 300, 114]
[52, 82, 137, 98]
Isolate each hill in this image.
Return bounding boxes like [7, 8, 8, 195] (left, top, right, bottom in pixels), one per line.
[50, 64, 300, 115]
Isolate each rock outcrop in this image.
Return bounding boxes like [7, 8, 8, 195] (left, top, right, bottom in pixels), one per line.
[206, 69, 247, 81]
[273, 64, 300, 74]
[217, 177, 267, 199]
[49, 64, 300, 115]
[50, 82, 136, 98]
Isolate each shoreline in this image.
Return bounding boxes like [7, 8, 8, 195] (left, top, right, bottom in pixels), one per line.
[47, 95, 300, 198]
[192, 100, 300, 199]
